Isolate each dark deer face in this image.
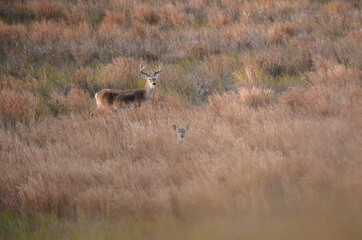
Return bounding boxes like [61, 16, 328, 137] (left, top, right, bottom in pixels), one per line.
[173, 125, 190, 142]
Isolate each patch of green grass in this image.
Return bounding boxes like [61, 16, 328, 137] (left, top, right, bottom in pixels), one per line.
[263, 73, 304, 93]
[0, 211, 63, 240]
[161, 79, 199, 104]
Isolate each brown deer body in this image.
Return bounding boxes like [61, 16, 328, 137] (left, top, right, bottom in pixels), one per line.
[92, 64, 163, 113]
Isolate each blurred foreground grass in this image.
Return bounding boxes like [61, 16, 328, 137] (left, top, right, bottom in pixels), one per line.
[1, 205, 361, 240]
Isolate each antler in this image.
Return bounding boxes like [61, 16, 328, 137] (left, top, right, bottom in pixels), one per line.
[140, 63, 150, 77]
[154, 64, 164, 75]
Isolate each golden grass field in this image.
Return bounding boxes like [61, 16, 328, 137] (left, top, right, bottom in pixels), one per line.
[0, 0, 361, 239]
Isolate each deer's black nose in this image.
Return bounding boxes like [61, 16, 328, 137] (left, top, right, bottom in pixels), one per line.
[153, 82, 156, 85]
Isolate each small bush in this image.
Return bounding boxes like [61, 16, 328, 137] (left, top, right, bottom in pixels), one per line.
[144, 10, 160, 25]
[134, 5, 160, 25]
[28, 1, 65, 20]
[74, 67, 92, 91]
[0, 86, 40, 125]
[280, 87, 309, 112]
[132, 21, 147, 39]
[281, 57, 361, 116]
[234, 57, 264, 88]
[100, 57, 140, 89]
[159, 4, 187, 27]
[208, 9, 232, 28]
[239, 87, 274, 108]
[104, 10, 125, 26]
[64, 87, 91, 114]
[267, 22, 299, 44]
[0, 21, 27, 45]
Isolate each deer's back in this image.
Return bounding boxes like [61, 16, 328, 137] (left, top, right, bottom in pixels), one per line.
[96, 89, 144, 107]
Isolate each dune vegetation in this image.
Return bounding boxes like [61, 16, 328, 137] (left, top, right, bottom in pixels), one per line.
[0, 0, 361, 239]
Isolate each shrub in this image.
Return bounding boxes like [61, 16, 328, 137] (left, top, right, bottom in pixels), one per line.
[74, 67, 92, 91]
[234, 57, 264, 88]
[134, 5, 160, 25]
[27, 1, 65, 20]
[239, 87, 274, 108]
[100, 57, 140, 89]
[104, 10, 126, 26]
[64, 87, 91, 114]
[159, 4, 187, 28]
[0, 81, 40, 125]
[267, 22, 299, 44]
[0, 21, 27, 45]
[281, 57, 361, 116]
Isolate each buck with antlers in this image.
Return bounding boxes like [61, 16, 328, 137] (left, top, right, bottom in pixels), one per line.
[92, 64, 163, 114]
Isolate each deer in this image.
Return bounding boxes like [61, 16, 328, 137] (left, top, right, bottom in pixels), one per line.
[91, 64, 163, 115]
[173, 124, 190, 142]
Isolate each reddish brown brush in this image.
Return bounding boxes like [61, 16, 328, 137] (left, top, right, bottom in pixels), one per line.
[0, 1, 361, 237]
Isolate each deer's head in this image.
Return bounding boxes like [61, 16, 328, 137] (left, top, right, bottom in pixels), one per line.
[173, 124, 190, 142]
[140, 64, 163, 89]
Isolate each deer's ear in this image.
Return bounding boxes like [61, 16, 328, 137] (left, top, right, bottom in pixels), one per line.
[185, 125, 190, 131]
[173, 125, 178, 131]
[141, 74, 148, 79]
[154, 73, 160, 78]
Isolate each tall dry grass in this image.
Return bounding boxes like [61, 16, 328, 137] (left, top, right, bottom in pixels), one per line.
[0, 76, 40, 127]
[1, 86, 361, 220]
[0, 0, 362, 238]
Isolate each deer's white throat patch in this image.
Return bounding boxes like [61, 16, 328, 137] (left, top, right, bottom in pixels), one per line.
[149, 90, 154, 98]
